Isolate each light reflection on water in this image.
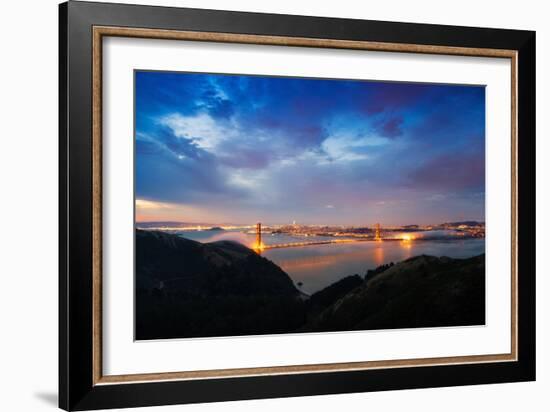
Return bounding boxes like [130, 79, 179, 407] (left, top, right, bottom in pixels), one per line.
[178, 230, 485, 294]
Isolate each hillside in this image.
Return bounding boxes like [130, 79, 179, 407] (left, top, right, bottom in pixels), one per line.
[136, 230, 485, 340]
[136, 230, 305, 339]
[303, 254, 485, 332]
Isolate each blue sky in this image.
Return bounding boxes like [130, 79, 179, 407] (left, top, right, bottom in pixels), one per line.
[135, 71, 485, 225]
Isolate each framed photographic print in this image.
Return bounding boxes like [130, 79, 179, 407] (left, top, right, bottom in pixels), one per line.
[59, 1, 536, 410]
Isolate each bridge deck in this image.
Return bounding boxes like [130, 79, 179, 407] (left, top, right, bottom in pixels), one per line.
[262, 238, 374, 250]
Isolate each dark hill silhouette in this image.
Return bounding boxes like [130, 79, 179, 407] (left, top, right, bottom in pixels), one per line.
[136, 230, 485, 339]
[136, 230, 305, 339]
[307, 275, 363, 314]
[303, 254, 485, 332]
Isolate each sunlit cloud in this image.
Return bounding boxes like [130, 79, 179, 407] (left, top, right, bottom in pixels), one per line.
[320, 129, 393, 163]
[135, 199, 175, 210]
[135, 198, 215, 223]
[160, 112, 233, 150]
[135, 71, 486, 225]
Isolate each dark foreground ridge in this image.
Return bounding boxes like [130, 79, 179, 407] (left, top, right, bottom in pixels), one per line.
[302, 254, 485, 332]
[136, 230, 485, 340]
[136, 230, 304, 339]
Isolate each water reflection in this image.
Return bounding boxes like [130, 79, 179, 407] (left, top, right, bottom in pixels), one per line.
[263, 239, 485, 294]
[178, 230, 485, 295]
[399, 240, 413, 260]
[373, 244, 384, 266]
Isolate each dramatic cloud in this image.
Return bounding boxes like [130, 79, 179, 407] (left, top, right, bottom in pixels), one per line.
[135, 71, 486, 225]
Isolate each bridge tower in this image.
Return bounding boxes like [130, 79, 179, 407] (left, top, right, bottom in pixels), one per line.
[374, 223, 382, 241]
[255, 222, 262, 252]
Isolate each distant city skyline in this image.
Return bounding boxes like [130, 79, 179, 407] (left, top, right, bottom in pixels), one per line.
[134, 214, 485, 228]
[136, 71, 485, 226]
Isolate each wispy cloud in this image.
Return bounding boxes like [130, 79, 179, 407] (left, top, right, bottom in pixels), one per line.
[135, 71, 485, 225]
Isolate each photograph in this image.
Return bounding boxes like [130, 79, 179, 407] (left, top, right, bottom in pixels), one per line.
[48, 1, 537, 410]
[134, 71, 487, 340]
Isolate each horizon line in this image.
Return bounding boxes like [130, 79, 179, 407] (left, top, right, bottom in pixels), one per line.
[135, 220, 486, 226]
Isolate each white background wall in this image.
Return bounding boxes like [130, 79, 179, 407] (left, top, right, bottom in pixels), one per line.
[0, 0, 546, 411]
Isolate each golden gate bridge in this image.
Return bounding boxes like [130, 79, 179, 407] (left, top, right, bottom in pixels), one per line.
[253, 222, 383, 252]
